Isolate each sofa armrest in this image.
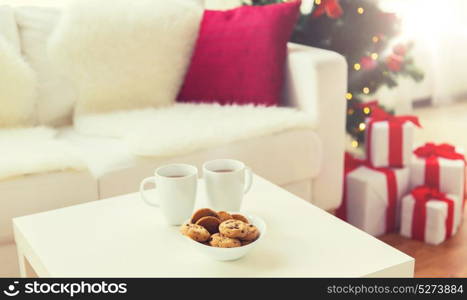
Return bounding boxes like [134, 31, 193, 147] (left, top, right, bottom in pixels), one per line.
[283, 42, 347, 210]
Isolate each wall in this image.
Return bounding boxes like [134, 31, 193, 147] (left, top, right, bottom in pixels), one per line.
[0, 0, 69, 5]
[376, 0, 467, 109]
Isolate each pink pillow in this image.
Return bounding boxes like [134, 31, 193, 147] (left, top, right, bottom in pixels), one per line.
[177, 1, 300, 106]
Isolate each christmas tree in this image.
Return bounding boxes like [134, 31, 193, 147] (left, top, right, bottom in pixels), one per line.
[244, 0, 424, 147]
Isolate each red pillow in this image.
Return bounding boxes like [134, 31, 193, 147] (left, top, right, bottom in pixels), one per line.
[177, 1, 300, 106]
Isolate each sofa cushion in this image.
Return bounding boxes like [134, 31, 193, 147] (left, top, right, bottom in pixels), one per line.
[48, 0, 203, 115]
[0, 6, 20, 51]
[15, 6, 76, 126]
[0, 127, 85, 180]
[177, 1, 300, 106]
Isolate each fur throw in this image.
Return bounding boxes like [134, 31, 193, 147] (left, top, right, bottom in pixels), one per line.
[0, 127, 85, 180]
[74, 103, 316, 157]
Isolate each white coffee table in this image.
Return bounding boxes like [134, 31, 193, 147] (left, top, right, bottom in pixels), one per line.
[13, 175, 414, 277]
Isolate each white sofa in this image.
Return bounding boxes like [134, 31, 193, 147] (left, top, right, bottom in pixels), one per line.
[0, 3, 347, 243]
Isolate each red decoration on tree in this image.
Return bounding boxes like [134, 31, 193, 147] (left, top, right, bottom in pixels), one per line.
[386, 54, 404, 72]
[380, 12, 397, 23]
[312, 0, 343, 19]
[393, 43, 407, 56]
[360, 55, 377, 70]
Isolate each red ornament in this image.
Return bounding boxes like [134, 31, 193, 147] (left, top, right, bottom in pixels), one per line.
[356, 100, 381, 112]
[380, 12, 398, 23]
[386, 54, 404, 72]
[393, 44, 407, 56]
[312, 0, 343, 19]
[360, 56, 377, 70]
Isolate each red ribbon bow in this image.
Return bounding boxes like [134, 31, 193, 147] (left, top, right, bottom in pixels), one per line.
[366, 109, 421, 167]
[413, 143, 465, 191]
[336, 152, 398, 233]
[414, 143, 465, 161]
[312, 0, 343, 19]
[411, 186, 455, 242]
[369, 108, 421, 127]
[343, 152, 366, 173]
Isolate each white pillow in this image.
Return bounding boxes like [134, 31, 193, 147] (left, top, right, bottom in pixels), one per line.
[15, 6, 76, 126]
[0, 7, 37, 128]
[0, 6, 20, 52]
[48, 0, 203, 115]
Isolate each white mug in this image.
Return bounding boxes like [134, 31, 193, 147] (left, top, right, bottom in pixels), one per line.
[203, 159, 253, 211]
[140, 164, 198, 225]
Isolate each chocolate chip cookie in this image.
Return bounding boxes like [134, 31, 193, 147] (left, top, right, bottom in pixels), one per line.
[190, 208, 219, 224]
[217, 211, 233, 222]
[195, 216, 220, 234]
[219, 219, 248, 239]
[180, 223, 210, 242]
[232, 214, 249, 224]
[242, 224, 260, 241]
[209, 233, 241, 248]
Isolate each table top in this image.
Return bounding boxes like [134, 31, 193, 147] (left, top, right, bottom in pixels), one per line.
[13, 175, 413, 277]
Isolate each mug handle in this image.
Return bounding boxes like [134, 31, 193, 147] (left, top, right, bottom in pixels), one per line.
[140, 176, 159, 207]
[244, 167, 253, 194]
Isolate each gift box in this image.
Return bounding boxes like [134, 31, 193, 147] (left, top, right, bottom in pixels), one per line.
[365, 108, 420, 168]
[400, 186, 459, 245]
[409, 143, 465, 229]
[336, 153, 410, 236]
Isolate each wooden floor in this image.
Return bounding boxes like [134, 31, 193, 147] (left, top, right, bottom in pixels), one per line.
[379, 100, 467, 277]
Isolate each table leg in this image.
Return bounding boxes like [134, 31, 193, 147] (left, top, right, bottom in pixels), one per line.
[16, 247, 27, 278]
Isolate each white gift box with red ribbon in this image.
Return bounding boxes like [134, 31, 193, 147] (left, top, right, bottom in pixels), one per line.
[364, 108, 420, 168]
[345, 166, 410, 236]
[400, 188, 459, 245]
[366, 120, 415, 168]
